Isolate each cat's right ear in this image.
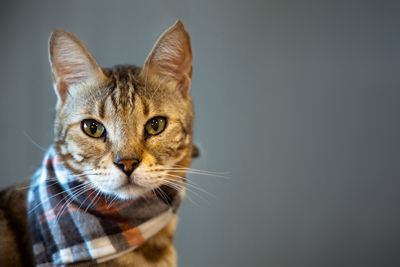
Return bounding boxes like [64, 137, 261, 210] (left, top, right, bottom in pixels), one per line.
[142, 20, 192, 96]
[49, 30, 106, 103]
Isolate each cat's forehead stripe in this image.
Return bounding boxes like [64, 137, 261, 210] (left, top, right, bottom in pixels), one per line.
[142, 98, 150, 116]
[106, 65, 142, 110]
[110, 92, 119, 111]
[97, 96, 107, 119]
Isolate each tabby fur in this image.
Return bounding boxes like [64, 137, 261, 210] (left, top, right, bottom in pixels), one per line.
[0, 20, 194, 266]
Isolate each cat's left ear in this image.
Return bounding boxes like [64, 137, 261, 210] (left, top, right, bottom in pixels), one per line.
[49, 30, 107, 104]
[142, 20, 193, 95]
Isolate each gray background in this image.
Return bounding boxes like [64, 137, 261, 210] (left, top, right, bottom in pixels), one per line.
[1, 0, 400, 266]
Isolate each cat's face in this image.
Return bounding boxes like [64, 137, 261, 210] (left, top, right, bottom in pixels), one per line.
[49, 21, 193, 199]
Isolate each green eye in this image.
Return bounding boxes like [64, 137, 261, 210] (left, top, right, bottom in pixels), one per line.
[145, 117, 166, 136]
[82, 119, 105, 138]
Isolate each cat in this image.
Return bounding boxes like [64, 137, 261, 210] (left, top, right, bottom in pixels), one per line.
[0, 20, 196, 266]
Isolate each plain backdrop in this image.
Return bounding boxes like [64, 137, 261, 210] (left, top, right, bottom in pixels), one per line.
[1, 1, 400, 266]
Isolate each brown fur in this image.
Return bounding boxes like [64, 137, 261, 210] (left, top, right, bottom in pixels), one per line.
[0, 20, 193, 266]
[0, 183, 33, 266]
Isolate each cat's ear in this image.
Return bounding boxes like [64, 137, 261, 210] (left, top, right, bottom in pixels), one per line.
[49, 30, 106, 103]
[142, 20, 192, 95]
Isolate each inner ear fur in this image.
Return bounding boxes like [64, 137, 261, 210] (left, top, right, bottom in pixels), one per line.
[142, 20, 193, 95]
[49, 30, 106, 103]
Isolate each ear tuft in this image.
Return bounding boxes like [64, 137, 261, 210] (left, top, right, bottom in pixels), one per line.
[49, 30, 105, 102]
[142, 20, 193, 94]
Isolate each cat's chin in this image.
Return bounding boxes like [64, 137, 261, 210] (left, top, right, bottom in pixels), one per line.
[108, 183, 152, 200]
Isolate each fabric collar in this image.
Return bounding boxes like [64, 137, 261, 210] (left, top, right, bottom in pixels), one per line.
[27, 146, 182, 266]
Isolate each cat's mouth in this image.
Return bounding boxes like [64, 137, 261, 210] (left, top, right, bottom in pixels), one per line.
[88, 170, 163, 199]
[108, 176, 157, 199]
[111, 183, 150, 199]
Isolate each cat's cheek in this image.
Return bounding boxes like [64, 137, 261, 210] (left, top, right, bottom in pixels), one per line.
[139, 151, 158, 168]
[168, 149, 189, 166]
[65, 127, 105, 155]
[133, 168, 161, 188]
[96, 157, 112, 170]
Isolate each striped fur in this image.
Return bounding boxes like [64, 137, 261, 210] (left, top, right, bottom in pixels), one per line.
[0, 20, 194, 266]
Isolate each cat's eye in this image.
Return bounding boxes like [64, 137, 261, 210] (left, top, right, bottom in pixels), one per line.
[81, 119, 106, 138]
[145, 117, 167, 136]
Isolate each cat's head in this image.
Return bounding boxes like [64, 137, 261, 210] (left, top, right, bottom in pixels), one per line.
[49, 21, 193, 199]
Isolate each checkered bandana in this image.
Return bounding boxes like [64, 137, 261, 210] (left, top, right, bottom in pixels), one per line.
[27, 146, 182, 266]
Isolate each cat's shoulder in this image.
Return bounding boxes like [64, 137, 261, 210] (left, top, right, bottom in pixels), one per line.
[0, 182, 34, 266]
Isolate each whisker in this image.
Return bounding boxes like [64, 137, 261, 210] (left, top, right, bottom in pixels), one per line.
[23, 131, 47, 152]
[163, 174, 216, 198]
[158, 180, 201, 207]
[160, 178, 209, 204]
[55, 185, 91, 224]
[151, 166, 229, 179]
[17, 170, 99, 191]
[77, 187, 98, 212]
[166, 170, 229, 179]
[154, 187, 171, 206]
[92, 190, 104, 209]
[164, 167, 228, 175]
[52, 182, 90, 215]
[107, 194, 120, 209]
[28, 182, 88, 214]
[85, 189, 102, 212]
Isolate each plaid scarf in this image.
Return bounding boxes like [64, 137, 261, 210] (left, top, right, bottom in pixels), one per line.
[27, 146, 182, 266]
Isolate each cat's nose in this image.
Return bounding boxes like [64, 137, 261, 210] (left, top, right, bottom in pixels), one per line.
[114, 158, 140, 176]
